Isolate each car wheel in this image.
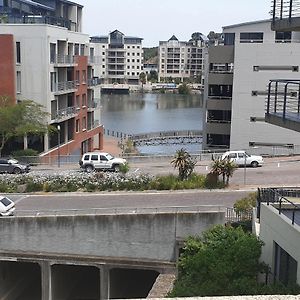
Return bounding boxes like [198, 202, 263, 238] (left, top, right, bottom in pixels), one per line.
[251, 161, 259, 168]
[13, 167, 22, 174]
[113, 164, 120, 172]
[85, 165, 94, 173]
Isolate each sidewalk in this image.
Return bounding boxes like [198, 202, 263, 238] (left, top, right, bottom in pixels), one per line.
[102, 136, 122, 156]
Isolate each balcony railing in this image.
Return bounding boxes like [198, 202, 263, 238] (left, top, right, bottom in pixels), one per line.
[51, 55, 76, 65]
[87, 77, 101, 87]
[52, 81, 78, 94]
[88, 56, 102, 65]
[51, 106, 77, 121]
[87, 99, 101, 111]
[87, 120, 100, 131]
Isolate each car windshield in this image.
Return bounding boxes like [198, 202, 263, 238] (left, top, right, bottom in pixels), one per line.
[245, 152, 251, 157]
[106, 154, 114, 160]
[8, 159, 18, 164]
[0, 197, 12, 207]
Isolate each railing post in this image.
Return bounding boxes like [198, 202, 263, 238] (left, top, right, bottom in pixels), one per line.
[283, 82, 288, 119]
[280, 0, 284, 19]
[297, 83, 300, 114]
[289, 0, 293, 19]
[267, 81, 272, 114]
[274, 81, 278, 113]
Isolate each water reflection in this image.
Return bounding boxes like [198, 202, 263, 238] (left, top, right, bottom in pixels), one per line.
[101, 93, 204, 154]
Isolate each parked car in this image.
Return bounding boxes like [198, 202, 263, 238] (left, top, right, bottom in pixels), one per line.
[221, 150, 264, 167]
[0, 158, 30, 174]
[79, 152, 127, 172]
[0, 196, 15, 216]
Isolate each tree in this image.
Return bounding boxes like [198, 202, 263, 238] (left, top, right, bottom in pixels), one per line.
[147, 70, 158, 83]
[171, 148, 196, 180]
[0, 97, 53, 157]
[210, 157, 237, 185]
[178, 83, 191, 95]
[169, 225, 265, 297]
[139, 72, 146, 91]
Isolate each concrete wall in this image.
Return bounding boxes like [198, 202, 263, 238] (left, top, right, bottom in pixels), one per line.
[259, 203, 300, 284]
[0, 212, 224, 262]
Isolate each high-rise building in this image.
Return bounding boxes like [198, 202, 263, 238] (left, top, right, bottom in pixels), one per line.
[158, 34, 208, 85]
[90, 30, 143, 86]
[0, 1, 103, 158]
[203, 19, 300, 151]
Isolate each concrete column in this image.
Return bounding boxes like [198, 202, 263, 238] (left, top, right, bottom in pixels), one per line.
[40, 261, 51, 300]
[99, 265, 109, 300]
[23, 135, 28, 150]
[44, 133, 49, 152]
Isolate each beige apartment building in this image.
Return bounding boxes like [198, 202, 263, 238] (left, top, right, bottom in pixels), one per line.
[158, 34, 207, 85]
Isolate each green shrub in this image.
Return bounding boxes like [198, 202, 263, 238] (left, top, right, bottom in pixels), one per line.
[26, 181, 43, 192]
[12, 148, 39, 165]
[119, 162, 130, 174]
[234, 192, 257, 214]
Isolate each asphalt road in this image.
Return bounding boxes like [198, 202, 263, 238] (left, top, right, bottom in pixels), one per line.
[4, 155, 300, 216]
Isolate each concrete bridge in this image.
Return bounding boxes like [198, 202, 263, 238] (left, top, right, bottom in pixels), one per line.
[0, 206, 224, 299]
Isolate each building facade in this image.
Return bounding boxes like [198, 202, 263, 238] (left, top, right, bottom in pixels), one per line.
[0, 1, 103, 158]
[90, 30, 143, 86]
[158, 34, 207, 85]
[203, 20, 300, 151]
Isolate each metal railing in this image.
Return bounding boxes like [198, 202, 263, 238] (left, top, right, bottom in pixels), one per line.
[51, 55, 76, 65]
[87, 77, 101, 87]
[266, 79, 300, 121]
[257, 187, 300, 225]
[51, 106, 76, 121]
[52, 81, 78, 93]
[272, 0, 300, 20]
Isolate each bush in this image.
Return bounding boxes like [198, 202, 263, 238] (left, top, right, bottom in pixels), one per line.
[119, 162, 130, 174]
[234, 192, 257, 214]
[26, 181, 43, 192]
[12, 148, 39, 165]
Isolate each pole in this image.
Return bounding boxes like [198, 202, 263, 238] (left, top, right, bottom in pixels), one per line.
[243, 154, 247, 185]
[57, 125, 61, 168]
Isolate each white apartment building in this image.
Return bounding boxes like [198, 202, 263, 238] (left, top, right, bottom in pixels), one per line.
[90, 30, 143, 86]
[0, 23, 103, 158]
[158, 34, 207, 84]
[203, 19, 300, 151]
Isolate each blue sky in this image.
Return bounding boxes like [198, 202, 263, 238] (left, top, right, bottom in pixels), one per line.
[76, 0, 271, 47]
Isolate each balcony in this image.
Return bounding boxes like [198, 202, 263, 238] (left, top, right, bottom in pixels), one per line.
[87, 99, 101, 111]
[88, 56, 102, 65]
[51, 55, 76, 66]
[271, 0, 300, 31]
[265, 79, 300, 132]
[87, 120, 101, 131]
[51, 106, 77, 123]
[87, 77, 101, 87]
[52, 81, 78, 95]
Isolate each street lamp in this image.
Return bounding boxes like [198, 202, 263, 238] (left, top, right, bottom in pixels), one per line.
[57, 124, 61, 168]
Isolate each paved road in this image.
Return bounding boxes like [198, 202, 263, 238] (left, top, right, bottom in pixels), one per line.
[9, 190, 251, 216]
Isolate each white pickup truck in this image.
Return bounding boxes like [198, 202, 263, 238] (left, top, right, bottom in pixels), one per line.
[221, 150, 264, 167]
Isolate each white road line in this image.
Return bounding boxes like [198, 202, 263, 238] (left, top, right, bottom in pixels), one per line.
[14, 195, 29, 204]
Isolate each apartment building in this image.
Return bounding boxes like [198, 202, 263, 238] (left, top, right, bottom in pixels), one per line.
[203, 19, 300, 150]
[158, 34, 207, 84]
[0, 0, 103, 157]
[90, 30, 143, 86]
[0, 0, 82, 32]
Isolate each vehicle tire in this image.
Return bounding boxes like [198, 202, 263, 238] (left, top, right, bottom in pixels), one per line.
[113, 164, 120, 172]
[251, 161, 259, 168]
[85, 165, 94, 173]
[13, 167, 21, 174]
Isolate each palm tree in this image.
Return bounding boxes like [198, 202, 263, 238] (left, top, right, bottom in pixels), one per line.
[210, 157, 237, 185]
[171, 148, 196, 180]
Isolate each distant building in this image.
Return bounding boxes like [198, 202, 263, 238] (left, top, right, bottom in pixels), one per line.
[158, 34, 208, 85]
[0, 1, 103, 157]
[90, 30, 143, 86]
[202, 19, 300, 150]
[143, 63, 158, 76]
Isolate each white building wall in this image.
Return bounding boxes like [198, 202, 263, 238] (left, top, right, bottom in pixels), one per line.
[259, 203, 300, 285]
[224, 20, 300, 150]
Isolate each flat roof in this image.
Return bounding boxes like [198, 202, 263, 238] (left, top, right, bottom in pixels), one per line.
[223, 19, 272, 30]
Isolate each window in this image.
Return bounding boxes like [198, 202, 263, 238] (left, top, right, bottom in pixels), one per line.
[74, 44, 80, 55]
[224, 33, 235, 45]
[132, 72, 135, 76]
[102, 52, 105, 55]
[102, 65, 105, 68]
[91, 154, 98, 161]
[274, 243, 298, 286]
[76, 95, 80, 109]
[127, 66, 130, 69]
[132, 59, 135, 62]
[76, 119, 80, 132]
[50, 72, 56, 92]
[82, 94, 87, 107]
[240, 32, 263, 43]
[50, 43, 56, 63]
[80, 44, 85, 55]
[275, 31, 291, 43]
[137, 52, 140, 56]
[82, 116, 86, 130]
[16, 71, 21, 93]
[16, 42, 21, 64]
[82, 70, 86, 83]
[75, 70, 80, 82]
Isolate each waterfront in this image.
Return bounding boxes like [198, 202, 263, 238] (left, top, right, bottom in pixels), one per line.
[101, 93, 203, 154]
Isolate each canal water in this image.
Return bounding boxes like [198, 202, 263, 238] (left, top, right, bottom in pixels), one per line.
[100, 93, 203, 155]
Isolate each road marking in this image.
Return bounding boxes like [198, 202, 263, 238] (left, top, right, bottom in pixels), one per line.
[14, 195, 29, 204]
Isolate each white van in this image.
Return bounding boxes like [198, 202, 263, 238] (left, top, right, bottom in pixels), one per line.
[221, 151, 264, 168]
